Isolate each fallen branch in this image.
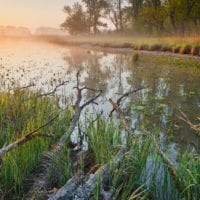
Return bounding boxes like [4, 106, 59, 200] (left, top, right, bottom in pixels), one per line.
[109, 98, 130, 133]
[110, 88, 144, 116]
[48, 174, 84, 200]
[109, 92, 184, 191]
[178, 110, 200, 133]
[0, 114, 58, 158]
[49, 146, 126, 200]
[59, 72, 102, 147]
[25, 71, 102, 199]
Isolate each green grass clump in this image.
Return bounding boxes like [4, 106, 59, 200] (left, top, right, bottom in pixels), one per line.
[47, 142, 72, 188]
[84, 115, 200, 199]
[87, 117, 122, 165]
[0, 89, 71, 198]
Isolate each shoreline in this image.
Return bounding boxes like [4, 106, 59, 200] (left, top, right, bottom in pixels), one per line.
[34, 35, 200, 60]
[1, 35, 200, 60]
[79, 43, 200, 60]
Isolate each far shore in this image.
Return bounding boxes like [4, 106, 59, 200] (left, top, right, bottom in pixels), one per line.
[34, 34, 200, 59]
[1, 34, 200, 59]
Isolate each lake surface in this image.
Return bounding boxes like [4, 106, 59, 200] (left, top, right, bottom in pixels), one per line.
[0, 38, 200, 155]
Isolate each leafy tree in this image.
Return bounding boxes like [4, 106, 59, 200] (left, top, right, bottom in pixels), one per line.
[61, 3, 89, 34]
[82, 0, 109, 34]
[106, 0, 128, 31]
[128, 0, 144, 20]
[138, 6, 166, 33]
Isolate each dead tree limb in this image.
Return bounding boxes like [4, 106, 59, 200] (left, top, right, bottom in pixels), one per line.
[0, 114, 58, 158]
[17, 83, 36, 90]
[179, 110, 200, 133]
[48, 146, 126, 200]
[37, 81, 69, 97]
[109, 92, 183, 190]
[109, 98, 130, 133]
[25, 71, 102, 199]
[59, 72, 102, 147]
[110, 88, 144, 116]
[48, 174, 84, 200]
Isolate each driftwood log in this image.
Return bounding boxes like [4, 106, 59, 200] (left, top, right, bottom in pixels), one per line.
[48, 146, 126, 200]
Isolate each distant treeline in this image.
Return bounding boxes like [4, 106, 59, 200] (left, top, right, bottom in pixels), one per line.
[61, 0, 200, 35]
[0, 26, 31, 36]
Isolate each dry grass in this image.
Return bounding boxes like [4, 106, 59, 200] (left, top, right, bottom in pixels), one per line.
[36, 34, 200, 56]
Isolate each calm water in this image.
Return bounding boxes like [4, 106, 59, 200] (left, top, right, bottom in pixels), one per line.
[0, 38, 200, 154]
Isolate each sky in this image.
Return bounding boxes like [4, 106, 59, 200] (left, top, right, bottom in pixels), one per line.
[0, 0, 78, 32]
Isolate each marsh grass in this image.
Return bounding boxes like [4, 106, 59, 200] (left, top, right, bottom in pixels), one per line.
[47, 141, 72, 188]
[87, 117, 122, 165]
[0, 88, 71, 198]
[83, 116, 200, 200]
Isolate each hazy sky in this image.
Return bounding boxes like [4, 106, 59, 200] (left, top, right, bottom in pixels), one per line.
[0, 0, 78, 32]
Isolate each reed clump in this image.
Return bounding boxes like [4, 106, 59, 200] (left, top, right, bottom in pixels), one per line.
[0, 88, 71, 198]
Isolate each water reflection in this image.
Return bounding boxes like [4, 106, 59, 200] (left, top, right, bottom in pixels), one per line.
[0, 39, 199, 152]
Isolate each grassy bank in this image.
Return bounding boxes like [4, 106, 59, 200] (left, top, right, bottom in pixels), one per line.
[78, 117, 200, 200]
[0, 88, 71, 199]
[0, 87, 199, 199]
[36, 34, 200, 57]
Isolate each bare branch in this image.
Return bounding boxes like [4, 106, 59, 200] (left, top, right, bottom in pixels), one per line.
[0, 132, 54, 158]
[0, 114, 58, 158]
[17, 83, 36, 90]
[110, 88, 144, 116]
[38, 81, 69, 97]
[178, 109, 200, 133]
[109, 98, 129, 133]
[26, 71, 102, 198]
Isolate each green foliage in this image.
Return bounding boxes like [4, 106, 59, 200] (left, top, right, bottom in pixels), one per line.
[87, 117, 122, 164]
[47, 142, 72, 188]
[0, 89, 71, 198]
[61, 3, 89, 34]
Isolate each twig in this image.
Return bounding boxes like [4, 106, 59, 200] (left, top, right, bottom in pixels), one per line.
[17, 83, 36, 90]
[24, 114, 59, 138]
[38, 81, 69, 97]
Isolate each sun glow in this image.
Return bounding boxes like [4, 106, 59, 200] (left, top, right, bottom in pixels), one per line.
[0, 0, 77, 31]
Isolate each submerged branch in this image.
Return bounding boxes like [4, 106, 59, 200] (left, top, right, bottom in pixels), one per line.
[109, 90, 184, 191]
[178, 109, 200, 133]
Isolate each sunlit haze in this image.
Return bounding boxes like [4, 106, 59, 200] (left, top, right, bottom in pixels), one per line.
[0, 0, 77, 32]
